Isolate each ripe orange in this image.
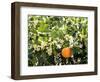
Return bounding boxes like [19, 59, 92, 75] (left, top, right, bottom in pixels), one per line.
[61, 47, 72, 58]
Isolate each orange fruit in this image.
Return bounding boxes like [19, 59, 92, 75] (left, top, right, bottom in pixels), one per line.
[61, 47, 72, 58]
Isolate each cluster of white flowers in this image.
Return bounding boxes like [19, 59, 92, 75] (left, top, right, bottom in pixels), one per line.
[59, 39, 64, 44]
[51, 38, 64, 49]
[46, 45, 52, 56]
[40, 41, 47, 49]
[79, 34, 83, 38]
[74, 41, 78, 46]
[56, 38, 64, 44]
[64, 35, 69, 40]
[52, 40, 57, 45]
[33, 41, 48, 52]
[48, 37, 52, 42]
[77, 58, 81, 63]
[34, 20, 38, 25]
[64, 34, 74, 47]
[79, 44, 83, 48]
[56, 44, 61, 49]
[33, 44, 41, 51]
[69, 36, 74, 47]
[32, 33, 75, 55]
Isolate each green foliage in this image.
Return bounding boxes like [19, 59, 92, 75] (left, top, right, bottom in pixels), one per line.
[28, 15, 88, 66]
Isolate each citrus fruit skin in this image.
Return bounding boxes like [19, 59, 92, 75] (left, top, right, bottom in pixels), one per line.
[61, 48, 72, 58]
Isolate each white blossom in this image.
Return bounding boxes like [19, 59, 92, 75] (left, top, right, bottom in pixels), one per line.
[41, 41, 47, 49]
[64, 35, 69, 40]
[36, 47, 40, 51]
[69, 36, 73, 44]
[33, 44, 37, 49]
[34, 20, 38, 25]
[79, 44, 83, 48]
[48, 37, 52, 42]
[57, 44, 61, 49]
[33, 45, 41, 51]
[59, 39, 64, 44]
[52, 40, 57, 44]
[77, 58, 81, 63]
[47, 47, 52, 56]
